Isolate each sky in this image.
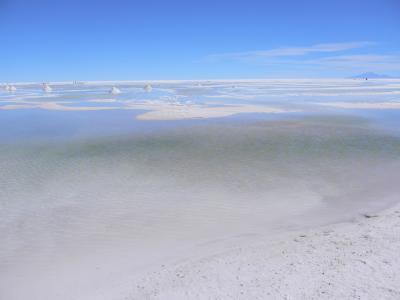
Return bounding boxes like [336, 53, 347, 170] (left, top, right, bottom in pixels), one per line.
[1, 0, 400, 81]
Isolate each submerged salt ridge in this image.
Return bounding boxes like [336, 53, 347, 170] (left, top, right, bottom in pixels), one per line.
[1, 116, 400, 299]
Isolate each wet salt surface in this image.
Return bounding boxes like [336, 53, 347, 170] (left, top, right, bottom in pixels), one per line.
[1, 80, 400, 299]
[1, 118, 400, 299]
[1, 79, 400, 136]
[2, 79, 400, 118]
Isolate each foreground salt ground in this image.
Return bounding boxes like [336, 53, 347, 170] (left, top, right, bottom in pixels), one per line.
[129, 204, 400, 299]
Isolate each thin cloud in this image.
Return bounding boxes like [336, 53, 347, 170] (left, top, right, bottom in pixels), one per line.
[207, 42, 374, 61]
[305, 54, 400, 72]
[205, 42, 400, 74]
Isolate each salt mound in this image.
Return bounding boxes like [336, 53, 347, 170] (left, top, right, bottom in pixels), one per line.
[8, 85, 17, 92]
[42, 83, 52, 93]
[144, 84, 152, 92]
[110, 86, 121, 95]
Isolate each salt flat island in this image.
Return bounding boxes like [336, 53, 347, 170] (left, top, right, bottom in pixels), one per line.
[1, 79, 400, 299]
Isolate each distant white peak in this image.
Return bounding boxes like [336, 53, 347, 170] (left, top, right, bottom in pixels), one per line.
[144, 84, 153, 92]
[9, 85, 17, 92]
[110, 86, 121, 95]
[42, 83, 52, 93]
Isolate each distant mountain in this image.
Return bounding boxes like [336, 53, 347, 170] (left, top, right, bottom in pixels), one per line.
[349, 72, 392, 79]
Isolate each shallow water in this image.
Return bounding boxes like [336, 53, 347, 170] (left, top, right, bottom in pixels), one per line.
[1, 80, 400, 299]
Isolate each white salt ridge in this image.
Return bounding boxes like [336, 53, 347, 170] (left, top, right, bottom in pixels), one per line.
[0, 100, 294, 120]
[136, 104, 291, 120]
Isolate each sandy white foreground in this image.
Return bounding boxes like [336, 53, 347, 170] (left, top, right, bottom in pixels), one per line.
[128, 203, 400, 299]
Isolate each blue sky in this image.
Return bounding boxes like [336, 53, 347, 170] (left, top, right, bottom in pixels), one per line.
[1, 0, 399, 81]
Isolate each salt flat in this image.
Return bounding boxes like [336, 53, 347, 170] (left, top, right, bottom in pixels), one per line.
[2, 79, 400, 121]
[1, 79, 400, 299]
